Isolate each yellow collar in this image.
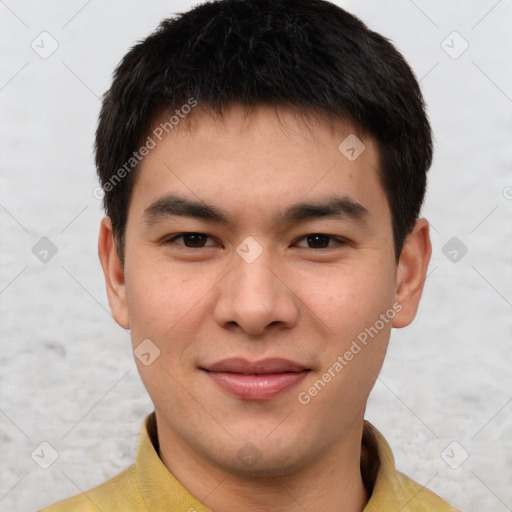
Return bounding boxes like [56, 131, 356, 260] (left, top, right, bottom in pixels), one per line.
[135, 412, 430, 511]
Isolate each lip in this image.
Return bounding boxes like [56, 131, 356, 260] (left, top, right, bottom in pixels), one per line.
[201, 358, 310, 400]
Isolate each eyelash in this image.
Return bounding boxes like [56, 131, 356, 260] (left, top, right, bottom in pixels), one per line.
[162, 232, 348, 250]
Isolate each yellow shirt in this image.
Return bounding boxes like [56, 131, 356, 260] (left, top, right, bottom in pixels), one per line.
[39, 412, 461, 511]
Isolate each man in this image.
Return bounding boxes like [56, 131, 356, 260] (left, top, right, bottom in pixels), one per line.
[40, 0, 461, 510]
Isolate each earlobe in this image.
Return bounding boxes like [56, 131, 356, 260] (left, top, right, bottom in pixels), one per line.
[97, 217, 130, 329]
[392, 218, 432, 329]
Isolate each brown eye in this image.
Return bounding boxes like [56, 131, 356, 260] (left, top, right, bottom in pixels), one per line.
[295, 234, 342, 249]
[306, 234, 331, 248]
[165, 233, 216, 248]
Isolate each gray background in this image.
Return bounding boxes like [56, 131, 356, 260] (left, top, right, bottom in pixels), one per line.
[1, 1, 511, 510]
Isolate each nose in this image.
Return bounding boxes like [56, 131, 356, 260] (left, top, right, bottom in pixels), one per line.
[212, 245, 300, 337]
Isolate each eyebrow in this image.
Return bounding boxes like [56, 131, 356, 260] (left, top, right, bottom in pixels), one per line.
[142, 194, 369, 226]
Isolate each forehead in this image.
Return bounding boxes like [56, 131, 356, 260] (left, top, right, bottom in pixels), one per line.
[148, 103, 371, 160]
[129, 103, 388, 227]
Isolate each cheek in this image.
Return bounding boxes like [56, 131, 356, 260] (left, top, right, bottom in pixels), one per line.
[297, 278, 395, 417]
[125, 262, 213, 352]
[292, 261, 396, 340]
[124, 266, 203, 397]
[125, 263, 177, 340]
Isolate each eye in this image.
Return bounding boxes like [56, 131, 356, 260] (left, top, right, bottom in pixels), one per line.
[163, 232, 346, 250]
[294, 233, 346, 249]
[164, 232, 218, 248]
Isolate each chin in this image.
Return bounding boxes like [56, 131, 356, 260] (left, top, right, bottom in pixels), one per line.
[222, 453, 306, 479]
[205, 436, 311, 478]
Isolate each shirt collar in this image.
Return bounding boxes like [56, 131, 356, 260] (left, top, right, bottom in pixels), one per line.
[136, 412, 212, 512]
[360, 419, 400, 510]
[136, 412, 398, 511]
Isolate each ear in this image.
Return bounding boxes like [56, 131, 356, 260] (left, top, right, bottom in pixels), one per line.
[98, 217, 130, 329]
[392, 218, 432, 328]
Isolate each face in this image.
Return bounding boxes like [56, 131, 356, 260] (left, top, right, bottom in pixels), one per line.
[99, 103, 430, 477]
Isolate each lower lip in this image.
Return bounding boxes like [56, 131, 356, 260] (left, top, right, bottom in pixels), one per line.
[204, 370, 309, 400]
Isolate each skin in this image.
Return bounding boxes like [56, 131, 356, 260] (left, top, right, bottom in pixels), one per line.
[98, 103, 431, 512]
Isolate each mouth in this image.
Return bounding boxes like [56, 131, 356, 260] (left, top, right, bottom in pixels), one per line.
[200, 357, 311, 400]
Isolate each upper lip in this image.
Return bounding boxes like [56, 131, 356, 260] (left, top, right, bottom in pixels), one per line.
[202, 357, 309, 374]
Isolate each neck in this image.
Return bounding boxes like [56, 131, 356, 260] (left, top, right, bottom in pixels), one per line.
[157, 416, 369, 512]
